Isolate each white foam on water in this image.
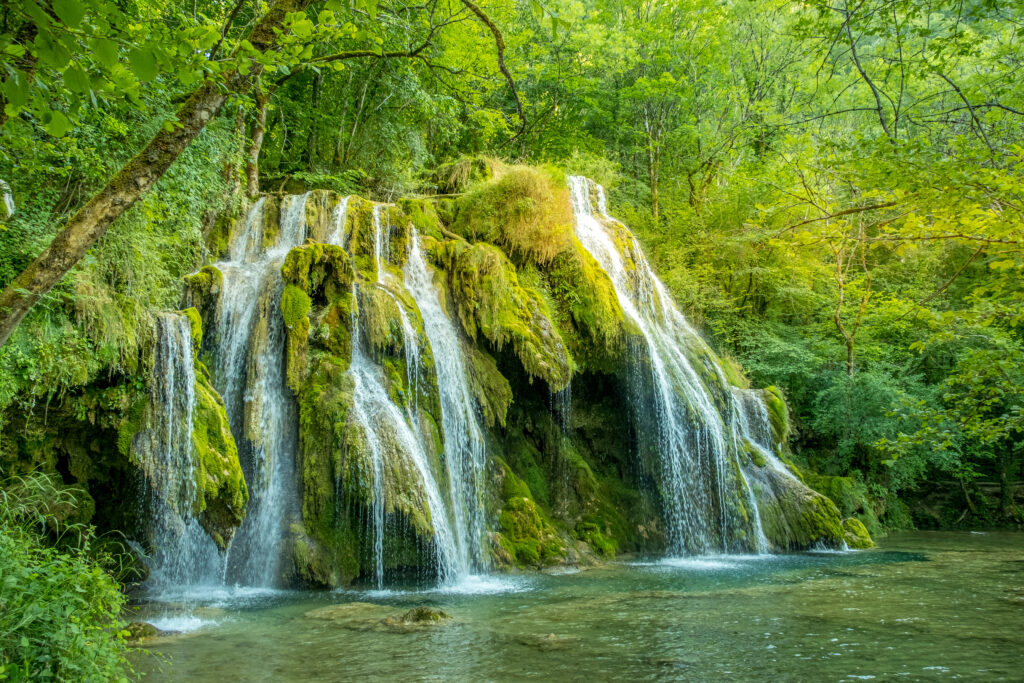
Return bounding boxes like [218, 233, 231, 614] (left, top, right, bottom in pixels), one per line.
[146, 614, 218, 634]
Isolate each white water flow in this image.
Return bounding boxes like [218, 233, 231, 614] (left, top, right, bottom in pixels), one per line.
[733, 388, 798, 480]
[348, 284, 460, 587]
[569, 176, 761, 555]
[145, 313, 220, 588]
[325, 203, 460, 585]
[0, 179, 14, 217]
[326, 196, 350, 247]
[404, 229, 487, 574]
[372, 204, 391, 279]
[212, 193, 309, 586]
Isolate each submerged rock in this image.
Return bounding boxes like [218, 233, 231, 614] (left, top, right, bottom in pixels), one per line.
[304, 602, 453, 633]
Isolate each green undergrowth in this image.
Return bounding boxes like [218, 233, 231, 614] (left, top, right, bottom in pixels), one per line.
[0, 473, 133, 681]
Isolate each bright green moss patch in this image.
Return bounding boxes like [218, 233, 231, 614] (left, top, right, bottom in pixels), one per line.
[180, 307, 204, 350]
[842, 517, 875, 549]
[465, 346, 513, 428]
[763, 386, 790, 447]
[192, 362, 248, 549]
[400, 198, 443, 239]
[281, 284, 313, 329]
[452, 165, 574, 266]
[545, 240, 627, 372]
[804, 472, 882, 537]
[494, 460, 565, 568]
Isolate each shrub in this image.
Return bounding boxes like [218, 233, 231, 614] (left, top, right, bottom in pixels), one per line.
[0, 473, 132, 682]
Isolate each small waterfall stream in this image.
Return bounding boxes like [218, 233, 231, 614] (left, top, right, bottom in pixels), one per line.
[144, 313, 220, 590]
[210, 193, 309, 586]
[405, 229, 488, 575]
[568, 176, 766, 555]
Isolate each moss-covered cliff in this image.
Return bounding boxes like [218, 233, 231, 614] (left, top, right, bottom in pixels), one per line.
[0, 162, 865, 590]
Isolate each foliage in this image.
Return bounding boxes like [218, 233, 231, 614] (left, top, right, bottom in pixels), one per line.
[0, 472, 131, 681]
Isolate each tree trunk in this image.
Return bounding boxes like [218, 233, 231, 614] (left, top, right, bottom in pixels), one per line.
[247, 89, 272, 198]
[0, 0, 309, 348]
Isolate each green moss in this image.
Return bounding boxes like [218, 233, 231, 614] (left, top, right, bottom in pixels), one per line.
[358, 285, 402, 353]
[742, 439, 767, 467]
[804, 472, 883, 537]
[720, 356, 750, 389]
[191, 362, 248, 549]
[544, 241, 627, 372]
[183, 265, 225, 324]
[261, 196, 282, 250]
[116, 395, 148, 458]
[438, 241, 572, 390]
[205, 206, 237, 259]
[180, 307, 204, 351]
[753, 466, 846, 551]
[494, 460, 565, 568]
[842, 517, 875, 549]
[465, 346, 513, 428]
[763, 386, 790, 447]
[399, 198, 444, 240]
[281, 284, 313, 329]
[452, 166, 575, 265]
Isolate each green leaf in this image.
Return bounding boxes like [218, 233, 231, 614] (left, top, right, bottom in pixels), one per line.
[128, 48, 158, 82]
[53, 0, 86, 28]
[64, 66, 91, 94]
[35, 31, 72, 70]
[46, 108, 74, 137]
[91, 38, 119, 69]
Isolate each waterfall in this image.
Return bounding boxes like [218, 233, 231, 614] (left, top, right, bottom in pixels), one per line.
[326, 196, 350, 247]
[320, 201, 461, 586]
[348, 284, 461, 587]
[144, 312, 220, 588]
[404, 229, 488, 574]
[568, 176, 762, 555]
[0, 179, 14, 218]
[210, 193, 309, 586]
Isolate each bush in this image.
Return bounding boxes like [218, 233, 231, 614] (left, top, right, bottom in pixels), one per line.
[0, 474, 132, 682]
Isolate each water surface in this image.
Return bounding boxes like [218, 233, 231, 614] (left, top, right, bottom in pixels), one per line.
[134, 532, 1024, 680]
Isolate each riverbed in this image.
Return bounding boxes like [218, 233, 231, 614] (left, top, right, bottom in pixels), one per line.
[133, 531, 1024, 680]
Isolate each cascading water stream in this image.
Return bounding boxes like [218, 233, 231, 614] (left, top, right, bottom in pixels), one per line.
[144, 313, 220, 592]
[404, 229, 488, 575]
[348, 283, 461, 587]
[208, 193, 309, 586]
[326, 201, 461, 586]
[568, 176, 765, 555]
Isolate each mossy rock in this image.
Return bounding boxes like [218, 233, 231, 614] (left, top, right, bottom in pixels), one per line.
[543, 241, 628, 373]
[762, 386, 790, 447]
[183, 265, 225, 330]
[842, 517, 875, 549]
[192, 363, 248, 549]
[437, 240, 572, 391]
[804, 472, 883, 537]
[465, 345, 513, 428]
[493, 460, 566, 568]
[751, 466, 845, 551]
[452, 165, 574, 265]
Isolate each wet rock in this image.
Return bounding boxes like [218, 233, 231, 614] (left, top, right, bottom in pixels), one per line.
[125, 621, 159, 641]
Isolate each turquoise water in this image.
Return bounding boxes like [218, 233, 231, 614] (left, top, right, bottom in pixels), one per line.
[134, 532, 1024, 680]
